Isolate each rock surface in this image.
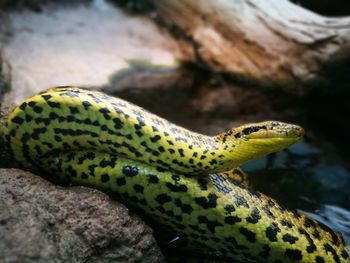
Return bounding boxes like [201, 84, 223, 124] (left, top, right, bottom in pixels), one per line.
[0, 168, 164, 263]
[0, 0, 181, 105]
[0, 2, 180, 261]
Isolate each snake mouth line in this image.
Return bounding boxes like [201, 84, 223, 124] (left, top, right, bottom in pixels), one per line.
[247, 130, 304, 140]
[244, 123, 304, 140]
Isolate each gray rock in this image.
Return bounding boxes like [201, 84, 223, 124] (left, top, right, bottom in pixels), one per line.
[0, 51, 11, 104]
[0, 168, 164, 263]
[0, 3, 182, 261]
[0, 0, 181, 105]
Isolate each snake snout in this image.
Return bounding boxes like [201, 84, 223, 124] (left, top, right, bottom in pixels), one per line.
[271, 122, 304, 138]
[289, 124, 304, 138]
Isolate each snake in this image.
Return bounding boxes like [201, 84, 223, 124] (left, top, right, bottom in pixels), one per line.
[2, 86, 349, 262]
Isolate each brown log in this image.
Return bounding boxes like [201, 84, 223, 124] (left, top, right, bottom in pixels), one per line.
[152, 0, 350, 94]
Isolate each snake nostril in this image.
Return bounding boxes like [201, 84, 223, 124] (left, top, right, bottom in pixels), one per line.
[290, 125, 304, 137]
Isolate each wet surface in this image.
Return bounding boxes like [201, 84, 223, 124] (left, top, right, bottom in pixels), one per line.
[244, 141, 350, 245]
[110, 69, 350, 246]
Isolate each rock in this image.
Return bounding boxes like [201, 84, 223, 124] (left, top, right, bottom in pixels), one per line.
[103, 60, 194, 94]
[0, 168, 164, 263]
[0, 0, 182, 105]
[0, 3, 182, 261]
[0, 51, 11, 104]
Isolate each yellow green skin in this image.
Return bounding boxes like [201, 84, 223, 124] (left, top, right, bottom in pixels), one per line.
[3, 87, 303, 174]
[43, 152, 348, 263]
[3, 87, 349, 262]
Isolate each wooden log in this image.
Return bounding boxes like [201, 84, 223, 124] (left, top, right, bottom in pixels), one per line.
[152, 0, 350, 94]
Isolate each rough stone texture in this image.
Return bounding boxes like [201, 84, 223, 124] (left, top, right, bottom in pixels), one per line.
[104, 62, 194, 94]
[0, 168, 164, 263]
[0, 0, 182, 105]
[0, 3, 182, 261]
[0, 50, 11, 103]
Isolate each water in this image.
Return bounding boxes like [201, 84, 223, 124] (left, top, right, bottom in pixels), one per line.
[244, 141, 350, 243]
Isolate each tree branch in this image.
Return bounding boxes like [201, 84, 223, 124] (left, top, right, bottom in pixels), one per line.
[152, 0, 350, 94]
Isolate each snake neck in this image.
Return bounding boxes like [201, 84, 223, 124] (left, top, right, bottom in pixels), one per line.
[3, 87, 303, 175]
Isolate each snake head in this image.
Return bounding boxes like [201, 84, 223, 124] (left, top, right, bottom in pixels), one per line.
[220, 121, 304, 167]
[237, 121, 304, 140]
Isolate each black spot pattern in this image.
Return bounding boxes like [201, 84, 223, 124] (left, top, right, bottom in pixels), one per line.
[225, 216, 241, 224]
[299, 228, 317, 254]
[259, 244, 270, 259]
[324, 243, 341, 263]
[194, 194, 218, 209]
[341, 249, 349, 260]
[284, 249, 302, 261]
[224, 204, 235, 213]
[116, 177, 126, 186]
[134, 184, 144, 194]
[240, 227, 256, 242]
[166, 182, 188, 192]
[174, 198, 193, 214]
[101, 173, 110, 182]
[246, 207, 261, 224]
[155, 194, 172, 205]
[5, 87, 348, 263]
[122, 166, 139, 176]
[234, 194, 249, 208]
[197, 216, 223, 234]
[150, 135, 161, 142]
[282, 233, 298, 244]
[281, 219, 294, 229]
[147, 174, 159, 184]
[316, 256, 325, 263]
[12, 116, 24, 124]
[265, 223, 280, 242]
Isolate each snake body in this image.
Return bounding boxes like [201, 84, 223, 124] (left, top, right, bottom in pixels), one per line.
[3, 87, 349, 262]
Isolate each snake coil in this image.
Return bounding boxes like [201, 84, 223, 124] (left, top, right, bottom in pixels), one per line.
[3, 87, 349, 262]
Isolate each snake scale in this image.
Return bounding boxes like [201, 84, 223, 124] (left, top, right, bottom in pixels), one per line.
[2, 87, 349, 262]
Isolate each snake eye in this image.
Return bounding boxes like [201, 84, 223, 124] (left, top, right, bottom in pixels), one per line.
[241, 126, 267, 136]
[270, 121, 279, 127]
[234, 132, 241, 139]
